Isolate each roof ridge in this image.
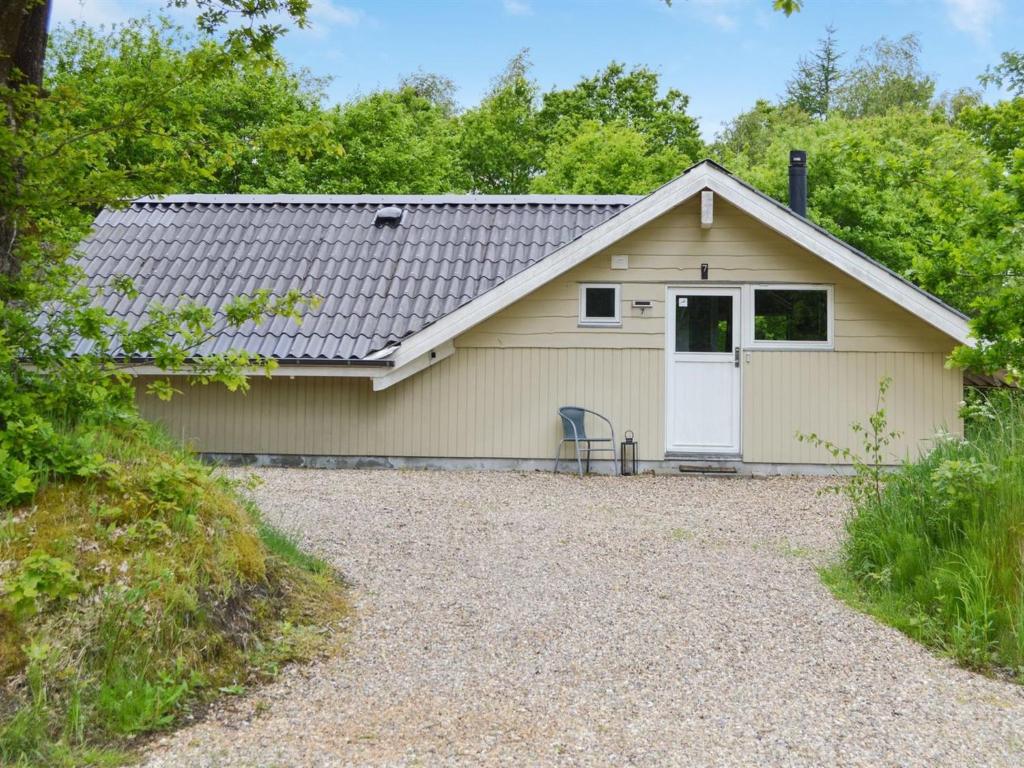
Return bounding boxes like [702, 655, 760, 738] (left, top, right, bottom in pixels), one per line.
[131, 194, 643, 206]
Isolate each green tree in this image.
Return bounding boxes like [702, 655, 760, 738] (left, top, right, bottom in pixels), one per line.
[735, 110, 1010, 312]
[784, 25, 843, 119]
[457, 51, 543, 193]
[713, 99, 812, 166]
[0, 1, 315, 504]
[46, 19, 342, 195]
[530, 120, 690, 194]
[979, 50, 1024, 97]
[399, 70, 459, 116]
[835, 34, 935, 117]
[538, 62, 703, 160]
[312, 86, 464, 193]
[959, 50, 1024, 168]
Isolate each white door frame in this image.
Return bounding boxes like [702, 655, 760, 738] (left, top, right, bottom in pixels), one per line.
[664, 284, 743, 455]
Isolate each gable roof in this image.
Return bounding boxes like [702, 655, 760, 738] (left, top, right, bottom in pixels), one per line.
[76, 194, 637, 361]
[79, 161, 972, 383]
[381, 160, 972, 384]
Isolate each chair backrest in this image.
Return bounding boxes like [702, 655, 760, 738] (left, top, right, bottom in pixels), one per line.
[558, 407, 587, 440]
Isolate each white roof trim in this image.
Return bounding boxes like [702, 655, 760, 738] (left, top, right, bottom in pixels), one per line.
[380, 162, 971, 382]
[123, 364, 391, 378]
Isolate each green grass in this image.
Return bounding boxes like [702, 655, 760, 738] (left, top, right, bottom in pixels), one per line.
[827, 391, 1024, 679]
[0, 422, 348, 766]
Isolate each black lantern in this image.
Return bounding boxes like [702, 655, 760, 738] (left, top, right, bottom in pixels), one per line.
[620, 430, 638, 476]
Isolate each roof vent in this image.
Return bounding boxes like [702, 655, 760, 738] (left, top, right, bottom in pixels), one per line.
[374, 206, 404, 227]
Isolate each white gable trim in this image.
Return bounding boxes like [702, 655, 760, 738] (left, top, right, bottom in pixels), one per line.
[706, 171, 971, 346]
[385, 167, 715, 373]
[378, 162, 971, 388]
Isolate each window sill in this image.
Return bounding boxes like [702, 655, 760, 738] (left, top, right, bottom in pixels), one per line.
[578, 321, 622, 328]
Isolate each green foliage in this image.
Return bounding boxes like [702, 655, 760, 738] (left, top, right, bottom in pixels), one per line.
[2, 554, 80, 619]
[833, 34, 935, 118]
[826, 391, 1024, 677]
[0, 422, 348, 763]
[174, 0, 311, 58]
[457, 51, 543, 193]
[784, 25, 842, 119]
[797, 376, 902, 508]
[718, 36, 1024, 376]
[47, 19, 342, 195]
[714, 99, 813, 166]
[538, 61, 703, 161]
[980, 50, 1024, 97]
[0, 16, 322, 507]
[317, 86, 464, 193]
[727, 109, 1013, 313]
[531, 120, 690, 195]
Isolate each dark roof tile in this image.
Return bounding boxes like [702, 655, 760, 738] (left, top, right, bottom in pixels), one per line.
[78, 194, 637, 361]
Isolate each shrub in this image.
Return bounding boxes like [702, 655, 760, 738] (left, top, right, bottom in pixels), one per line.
[826, 389, 1024, 678]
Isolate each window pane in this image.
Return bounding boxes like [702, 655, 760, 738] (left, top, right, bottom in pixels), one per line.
[585, 287, 617, 319]
[675, 295, 733, 352]
[754, 289, 828, 342]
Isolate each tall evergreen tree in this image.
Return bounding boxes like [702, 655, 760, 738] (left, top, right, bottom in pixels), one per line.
[784, 25, 842, 119]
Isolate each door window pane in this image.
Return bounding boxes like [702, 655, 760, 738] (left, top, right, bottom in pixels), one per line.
[675, 295, 733, 352]
[754, 289, 828, 342]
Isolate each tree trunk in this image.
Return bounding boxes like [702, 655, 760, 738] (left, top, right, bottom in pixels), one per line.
[1, 0, 51, 281]
[0, 0, 51, 89]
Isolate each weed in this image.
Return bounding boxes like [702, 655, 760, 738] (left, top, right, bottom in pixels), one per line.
[822, 389, 1024, 679]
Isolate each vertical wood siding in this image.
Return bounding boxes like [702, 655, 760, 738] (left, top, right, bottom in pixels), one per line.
[137, 348, 666, 460]
[135, 194, 964, 465]
[741, 351, 963, 464]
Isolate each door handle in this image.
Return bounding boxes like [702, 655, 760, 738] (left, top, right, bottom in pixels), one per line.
[734, 347, 740, 368]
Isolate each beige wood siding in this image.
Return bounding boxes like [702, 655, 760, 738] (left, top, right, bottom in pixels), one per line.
[137, 347, 666, 460]
[742, 351, 963, 464]
[135, 193, 964, 465]
[458, 197, 954, 353]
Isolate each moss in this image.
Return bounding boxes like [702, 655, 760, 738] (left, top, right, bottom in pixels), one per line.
[0, 422, 348, 766]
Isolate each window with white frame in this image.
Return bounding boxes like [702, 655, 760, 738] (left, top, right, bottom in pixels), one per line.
[578, 283, 621, 326]
[749, 285, 832, 348]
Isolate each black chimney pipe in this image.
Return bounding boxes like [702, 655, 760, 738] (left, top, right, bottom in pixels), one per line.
[788, 149, 807, 217]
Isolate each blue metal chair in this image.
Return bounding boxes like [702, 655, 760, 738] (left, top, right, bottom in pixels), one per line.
[553, 406, 618, 477]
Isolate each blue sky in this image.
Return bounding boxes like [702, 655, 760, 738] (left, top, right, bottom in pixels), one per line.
[51, 0, 1022, 139]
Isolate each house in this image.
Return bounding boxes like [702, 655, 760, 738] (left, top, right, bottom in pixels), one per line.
[79, 155, 970, 473]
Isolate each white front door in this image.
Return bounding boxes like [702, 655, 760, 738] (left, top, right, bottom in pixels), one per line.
[666, 286, 741, 454]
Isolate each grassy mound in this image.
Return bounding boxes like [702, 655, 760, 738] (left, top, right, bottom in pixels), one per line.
[825, 392, 1024, 679]
[0, 423, 347, 767]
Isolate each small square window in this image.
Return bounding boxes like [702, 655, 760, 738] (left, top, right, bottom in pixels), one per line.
[579, 284, 621, 326]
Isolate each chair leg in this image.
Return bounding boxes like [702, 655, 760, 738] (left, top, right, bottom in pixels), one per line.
[553, 440, 563, 474]
[574, 440, 583, 477]
[586, 445, 591, 475]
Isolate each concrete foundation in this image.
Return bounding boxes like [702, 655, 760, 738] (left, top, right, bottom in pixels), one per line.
[202, 453, 855, 477]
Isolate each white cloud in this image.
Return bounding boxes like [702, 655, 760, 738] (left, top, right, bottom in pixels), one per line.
[687, 0, 738, 33]
[944, 0, 1002, 44]
[310, 0, 363, 28]
[709, 12, 736, 30]
[503, 0, 533, 17]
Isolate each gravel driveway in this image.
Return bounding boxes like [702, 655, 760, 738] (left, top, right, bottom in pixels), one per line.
[143, 470, 1024, 767]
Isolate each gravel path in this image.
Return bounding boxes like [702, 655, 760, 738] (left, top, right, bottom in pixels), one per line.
[143, 470, 1024, 767]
